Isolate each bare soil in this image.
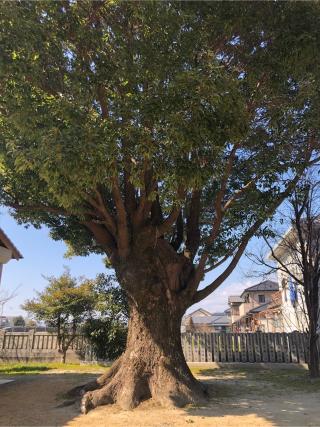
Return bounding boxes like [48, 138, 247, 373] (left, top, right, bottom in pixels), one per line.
[0, 364, 319, 426]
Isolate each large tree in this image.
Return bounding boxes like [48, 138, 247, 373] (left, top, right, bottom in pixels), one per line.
[1, 1, 320, 412]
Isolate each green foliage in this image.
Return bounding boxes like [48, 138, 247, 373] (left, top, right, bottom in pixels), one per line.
[83, 274, 128, 360]
[0, 2, 319, 270]
[0, 362, 108, 375]
[22, 269, 95, 327]
[12, 316, 25, 327]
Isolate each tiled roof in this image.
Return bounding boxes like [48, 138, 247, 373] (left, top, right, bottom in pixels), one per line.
[241, 280, 278, 296]
[188, 315, 230, 326]
[248, 301, 272, 314]
[185, 308, 212, 318]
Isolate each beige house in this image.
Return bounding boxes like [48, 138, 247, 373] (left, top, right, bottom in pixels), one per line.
[0, 228, 23, 284]
[228, 280, 280, 332]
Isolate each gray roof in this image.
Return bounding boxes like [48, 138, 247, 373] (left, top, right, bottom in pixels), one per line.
[212, 315, 230, 325]
[189, 315, 230, 326]
[241, 280, 278, 297]
[191, 316, 214, 324]
[228, 295, 244, 304]
[185, 308, 212, 319]
[248, 301, 271, 314]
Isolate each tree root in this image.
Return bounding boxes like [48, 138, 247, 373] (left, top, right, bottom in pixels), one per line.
[79, 357, 207, 414]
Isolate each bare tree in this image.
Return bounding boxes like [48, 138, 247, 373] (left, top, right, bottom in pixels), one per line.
[0, 287, 20, 328]
[248, 177, 320, 377]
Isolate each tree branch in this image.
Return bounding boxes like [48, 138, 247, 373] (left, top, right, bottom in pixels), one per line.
[170, 211, 184, 251]
[83, 220, 117, 257]
[191, 171, 305, 303]
[85, 190, 117, 237]
[204, 251, 233, 274]
[156, 186, 185, 236]
[185, 190, 201, 260]
[112, 177, 130, 258]
[192, 220, 262, 303]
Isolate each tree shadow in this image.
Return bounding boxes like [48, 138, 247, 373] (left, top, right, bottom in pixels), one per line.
[0, 372, 98, 426]
[183, 364, 320, 426]
[0, 366, 319, 426]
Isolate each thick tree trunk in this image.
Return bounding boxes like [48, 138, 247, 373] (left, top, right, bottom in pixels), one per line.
[81, 303, 207, 413]
[306, 297, 319, 378]
[308, 332, 319, 378]
[81, 248, 207, 413]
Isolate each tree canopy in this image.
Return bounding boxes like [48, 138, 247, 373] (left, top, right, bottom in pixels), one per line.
[1, 1, 320, 303]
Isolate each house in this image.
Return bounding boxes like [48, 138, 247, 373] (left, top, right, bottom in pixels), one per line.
[228, 295, 244, 324]
[181, 308, 231, 333]
[0, 228, 23, 284]
[229, 280, 280, 332]
[268, 228, 310, 333]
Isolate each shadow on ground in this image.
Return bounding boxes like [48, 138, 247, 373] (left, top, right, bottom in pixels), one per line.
[0, 365, 319, 426]
[0, 373, 96, 427]
[183, 364, 320, 426]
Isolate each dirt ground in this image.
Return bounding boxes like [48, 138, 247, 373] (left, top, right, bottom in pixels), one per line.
[0, 364, 319, 427]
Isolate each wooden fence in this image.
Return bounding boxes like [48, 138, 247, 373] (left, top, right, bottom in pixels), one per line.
[181, 332, 310, 364]
[0, 330, 88, 362]
[0, 331, 313, 364]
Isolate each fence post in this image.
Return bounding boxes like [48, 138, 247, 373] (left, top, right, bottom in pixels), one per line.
[28, 330, 35, 356]
[0, 330, 5, 350]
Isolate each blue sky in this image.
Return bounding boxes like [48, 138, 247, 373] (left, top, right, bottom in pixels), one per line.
[0, 207, 272, 318]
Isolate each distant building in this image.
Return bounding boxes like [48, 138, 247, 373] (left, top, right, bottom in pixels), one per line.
[228, 280, 280, 332]
[181, 308, 231, 333]
[228, 296, 244, 324]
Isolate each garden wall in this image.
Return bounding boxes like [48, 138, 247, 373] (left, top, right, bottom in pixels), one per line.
[0, 331, 313, 364]
[0, 330, 88, 363]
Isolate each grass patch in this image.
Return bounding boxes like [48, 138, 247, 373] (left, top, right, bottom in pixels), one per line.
[0, 362, 109, 375]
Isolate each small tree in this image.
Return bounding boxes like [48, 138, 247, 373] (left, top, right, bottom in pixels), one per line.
[84, 274, 128, 361]
[249, 177, 320, 377]
[22, 269, 95, 363]
[0, 287, 19, 328]
[13, 316, 25, 327]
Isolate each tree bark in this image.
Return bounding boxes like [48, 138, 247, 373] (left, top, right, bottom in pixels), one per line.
[81, 251, 207, 413]
[308, 326, 319, 378]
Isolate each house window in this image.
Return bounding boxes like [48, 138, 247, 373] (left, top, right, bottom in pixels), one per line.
[258, 294, 265, 303]
[233, 306, 239, 315]
[288, 278, 298, 306]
